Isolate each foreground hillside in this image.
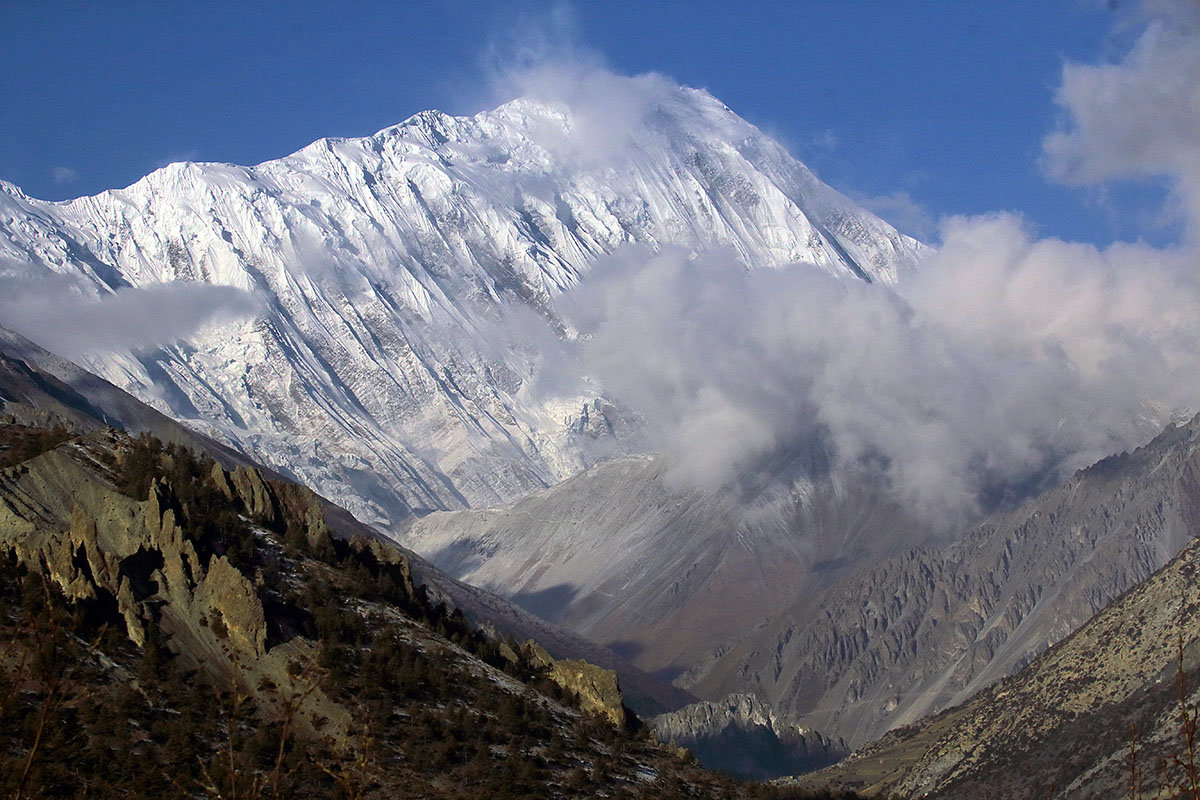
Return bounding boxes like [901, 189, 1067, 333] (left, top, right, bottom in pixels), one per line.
[0, 324, 693, 717]
[795, 523, 1200, 798]
[0, 414, 859, 799]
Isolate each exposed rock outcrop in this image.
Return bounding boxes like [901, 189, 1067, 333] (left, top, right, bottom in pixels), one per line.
[0, 419, 758, 799]
[522, 640, 629, 728]
[650, 693, 847, 780]
[0, 432, 348, 736]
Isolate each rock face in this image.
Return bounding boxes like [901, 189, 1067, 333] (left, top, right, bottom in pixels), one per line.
[551, 662, 627, 729]
[0, 424, 669, 740]
[650, 693, 847, 781]
[803, 532, 1200, 798]
[522, 641, 629, 729]
[0, 82, 926, 532]
[681, 414, 1200, 748]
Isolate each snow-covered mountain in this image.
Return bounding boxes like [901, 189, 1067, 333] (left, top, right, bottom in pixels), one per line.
[0, 81, 925, 531]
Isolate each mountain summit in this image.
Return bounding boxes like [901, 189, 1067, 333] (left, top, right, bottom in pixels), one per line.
[0, 80, 926, 530]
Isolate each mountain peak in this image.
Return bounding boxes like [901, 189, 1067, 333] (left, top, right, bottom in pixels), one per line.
[0, 83, 928, 532]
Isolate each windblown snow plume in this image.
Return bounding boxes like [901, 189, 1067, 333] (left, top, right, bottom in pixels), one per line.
[481, 2, 672, 167]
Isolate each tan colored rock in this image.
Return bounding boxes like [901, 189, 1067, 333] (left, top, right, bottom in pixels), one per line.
[194, 555, 268, 659]
[0, 427, 352, 745]
[550, 659, 627, 728]
[209, 462, 234, 502]
[516, 639, 627, 727]
[520, 639, 555, 669]
[230, 466, 279, 525]
[116, 578, 146, 647]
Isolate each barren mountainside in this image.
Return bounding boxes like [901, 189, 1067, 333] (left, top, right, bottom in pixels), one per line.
[800, 530, 1200, 798]
[405, 451, 926, 679]
[681, 414, 1200, 748]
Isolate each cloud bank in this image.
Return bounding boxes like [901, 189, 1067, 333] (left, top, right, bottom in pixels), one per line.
[0, 267, 260, 363]
[554, 227, 1198, 527]
[521, 1, 1200, 529]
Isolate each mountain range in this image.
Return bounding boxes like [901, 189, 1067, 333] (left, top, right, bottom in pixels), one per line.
[4, 77, 1198, 794]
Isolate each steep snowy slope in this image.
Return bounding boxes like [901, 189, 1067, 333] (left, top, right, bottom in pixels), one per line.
[0, 81, 925, 530]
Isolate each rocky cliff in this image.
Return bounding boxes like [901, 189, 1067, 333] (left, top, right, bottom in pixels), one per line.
[0, 428, 354, 736]
[1, 419, 790, 799]
[650, 693, 847, 781]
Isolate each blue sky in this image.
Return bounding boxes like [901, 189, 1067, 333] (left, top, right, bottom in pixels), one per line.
[0, 0, 1172, 246]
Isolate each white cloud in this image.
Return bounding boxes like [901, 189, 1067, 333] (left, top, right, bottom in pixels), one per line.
[51, 166, 79, 185]
[480, 3, 1200, 529]
[543, 216, 1199, 528]
[0, 266, 261, 362]
[1043, 0, 1200, 235]
[854, 190, 937, 242]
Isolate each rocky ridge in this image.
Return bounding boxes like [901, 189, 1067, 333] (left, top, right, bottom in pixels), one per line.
[650, 693, 847, 781]
[799, 530, 1200, 798]
[0, 430, 350, 734]
[0, 421, 763, 798]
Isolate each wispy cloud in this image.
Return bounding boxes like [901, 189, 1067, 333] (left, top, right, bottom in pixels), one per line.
[1043, 0, 1200, 236]
[51, 166, 79, 185]
[479, 1, 681, 166]
[0, 264, 260, 363]
[808, 128, 839, 154]
[854, 189, 937, 242]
